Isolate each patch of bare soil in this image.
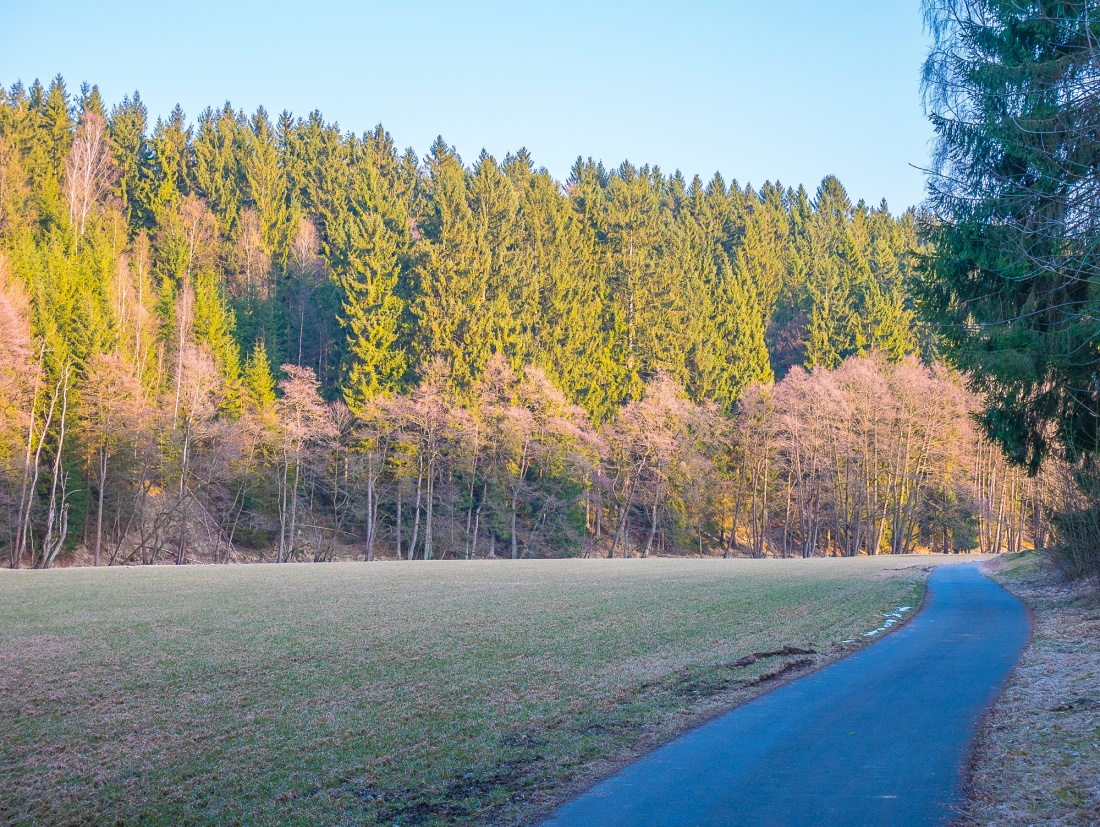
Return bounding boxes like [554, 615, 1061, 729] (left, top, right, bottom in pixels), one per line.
[956, 556, 1100, 826]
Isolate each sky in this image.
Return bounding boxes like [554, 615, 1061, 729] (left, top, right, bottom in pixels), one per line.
[0, 0, 935, 210]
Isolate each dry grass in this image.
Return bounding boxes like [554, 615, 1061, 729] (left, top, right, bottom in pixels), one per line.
[0, 555, 967, 826]
[957, 554, 1100, 826]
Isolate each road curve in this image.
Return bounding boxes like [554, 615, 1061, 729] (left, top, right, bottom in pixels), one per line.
[542, 562, 1029, 827]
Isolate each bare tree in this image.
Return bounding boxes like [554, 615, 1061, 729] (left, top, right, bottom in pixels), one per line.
[604, 374, 719, 558]
[736, 383, 777, 559]
[274, 365, 331, 562]
[0, 256, 40, 566]
[233, 207, 270, 298]
[171, 347, 224, 565]
[63, 111, 116, 241]
[77, 353, 143, 566]
[40, 363, 72, 569]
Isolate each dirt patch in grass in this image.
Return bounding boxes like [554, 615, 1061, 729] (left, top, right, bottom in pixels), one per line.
[955, 554, 1100, 827]
[0, 555, 972, 827]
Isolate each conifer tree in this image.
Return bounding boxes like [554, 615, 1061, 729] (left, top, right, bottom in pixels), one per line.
[336, 208, 407, 406]
[193, 268, 241, 390]
[414, 138, 488, 388]
[921, 0, 1100, 467]
[78, 83, 106, 120]
[721, 251, 774, 406]
[108, 93, 150, 227]
[191, 103, 246, 235]
[41, 76, 73, 177]
[604, 163, 664, 390]
[243, 339, 276, 409]
[469, 150, 523, 362]
[332, 131, 412, 407]
[145, 105, 191, 222]
[244, 107, 294, 264]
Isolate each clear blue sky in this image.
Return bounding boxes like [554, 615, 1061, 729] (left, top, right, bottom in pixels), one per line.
[0, 0, 933, 210]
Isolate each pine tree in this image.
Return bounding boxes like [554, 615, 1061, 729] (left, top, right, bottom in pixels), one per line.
[803, 177, 870, 369]
[78, 83, 106, 120]
[414, 137, 489, 388]
[245, 107, 294, 264]
[41, 76, 73, 177]
[330, 130, 412, 408]
[145, 105, 191, 222]
[604, 162, 664, 390]
[722, 251, 773, 406]
[193, 267, 241, 390]
[191, 103, 246, 235]
[469, 150, 523, 363]
[108, 92, 151, 227]
[243, 339, 276, 409]
[921, 0, 1100, 467]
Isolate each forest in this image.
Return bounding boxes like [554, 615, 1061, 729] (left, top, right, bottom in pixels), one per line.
[0, 77, 1037, 566]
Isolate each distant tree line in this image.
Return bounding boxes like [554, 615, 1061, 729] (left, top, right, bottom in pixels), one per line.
[0, 77, 1035, 564]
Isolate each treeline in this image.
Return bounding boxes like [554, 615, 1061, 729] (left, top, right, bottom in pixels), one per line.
[0, 76, 1030, 564]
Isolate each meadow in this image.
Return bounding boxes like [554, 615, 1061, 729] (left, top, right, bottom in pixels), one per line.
[0, 556, 960, 826]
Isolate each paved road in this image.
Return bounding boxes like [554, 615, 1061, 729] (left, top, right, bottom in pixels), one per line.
[543, 562, 1029, 827]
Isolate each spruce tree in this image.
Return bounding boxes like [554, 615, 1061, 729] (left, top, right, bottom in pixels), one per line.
[108, 93, 151, 228]
[922, 0, 1100, 467]
[469, 150, 523, 363]
[245, 107, 294, 264]
[243, 339, 276, 409]
[193, 267, 241, 389]
[414, 137, 488, 388]
[145, 105, 191, 222]
[191, 103, 246, 235]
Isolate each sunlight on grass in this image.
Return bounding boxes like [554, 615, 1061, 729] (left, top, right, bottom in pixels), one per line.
[0, 556, 955, 826]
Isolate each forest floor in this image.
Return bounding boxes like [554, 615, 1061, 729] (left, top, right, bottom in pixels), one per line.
[956, 553, 1100, 826]
[0, 555, 967, 827]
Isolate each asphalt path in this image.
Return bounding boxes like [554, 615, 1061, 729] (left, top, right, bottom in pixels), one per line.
[542, 562, 1029, 827]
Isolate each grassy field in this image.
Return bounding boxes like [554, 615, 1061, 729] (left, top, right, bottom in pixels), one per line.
[960, 554, 1100, 826]
[0, 556, 961, 826]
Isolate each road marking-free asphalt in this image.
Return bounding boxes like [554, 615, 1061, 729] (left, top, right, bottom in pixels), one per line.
[543, 562, 1028, 827]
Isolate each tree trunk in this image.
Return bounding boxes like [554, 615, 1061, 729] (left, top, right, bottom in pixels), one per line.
[465, 426, 479, 559]
[594, 485, 601, 547]
[13, 344, 45, 569]
[725, 463, 746, 558]
[396, 480, 403, 558]
[424, 465, 434, 560]
[1033, 486, 1044, 550]
[408, 461, 423, 561]
[610, 472, 639, 559]
[15, 378, 54, 568]
[471, 481, 487, 558]
[42, 367, 71, 569]
[510, 491, 519, 560]
[175, 419, 192, 566]
[365, 468, 375, 562]
[286, 459, 300, 561]
[94, 443, 107, 567]
[643, 493, 659, 558]
[277, 446, 290, 563]
[782, 468, 792, 558]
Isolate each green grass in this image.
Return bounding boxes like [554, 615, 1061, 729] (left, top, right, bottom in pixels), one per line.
[0, 556, 955, 826]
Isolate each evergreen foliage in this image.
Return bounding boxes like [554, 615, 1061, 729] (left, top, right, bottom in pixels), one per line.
[0, 76, 946, 565]
[0, 78, 924, 415]
[921, 0, 1100, 471]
